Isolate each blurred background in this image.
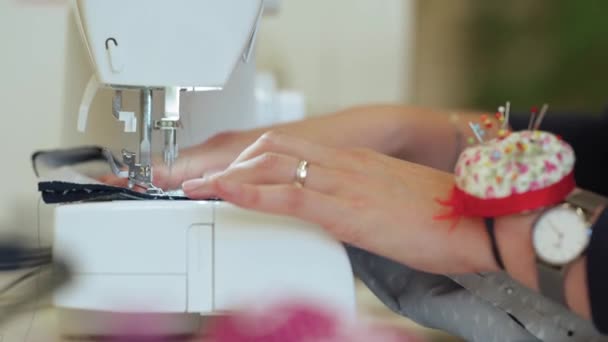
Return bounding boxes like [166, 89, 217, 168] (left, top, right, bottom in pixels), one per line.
[0, 0, 607, 340]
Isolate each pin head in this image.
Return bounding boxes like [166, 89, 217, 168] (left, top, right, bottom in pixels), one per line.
[531, 106, 539, 114]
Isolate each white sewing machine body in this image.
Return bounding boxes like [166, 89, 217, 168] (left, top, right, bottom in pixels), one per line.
[51, 0, 357, 334]
[74, 0, 262, 88]
[53, 200, 356, 315]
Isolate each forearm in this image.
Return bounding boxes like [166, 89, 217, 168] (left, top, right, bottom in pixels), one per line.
[409, 167, 593, 319]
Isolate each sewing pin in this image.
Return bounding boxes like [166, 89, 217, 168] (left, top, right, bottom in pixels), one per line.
[468, 122, 485, 143]
[528, 106, 538, 131]
[502, 101, 511, 129]
[533, 104, 549, 131]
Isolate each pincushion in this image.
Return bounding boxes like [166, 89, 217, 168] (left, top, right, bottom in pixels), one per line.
[455, 130, 574, 199]
[437, 104, 576, 219]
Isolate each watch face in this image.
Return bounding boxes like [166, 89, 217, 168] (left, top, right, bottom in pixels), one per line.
[533, 206, 590, 265]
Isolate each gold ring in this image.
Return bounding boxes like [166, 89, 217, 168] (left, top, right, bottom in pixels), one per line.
[295, 160, 309, 187]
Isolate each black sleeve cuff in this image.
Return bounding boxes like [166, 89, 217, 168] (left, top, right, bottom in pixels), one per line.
[587, 207, 608, 334]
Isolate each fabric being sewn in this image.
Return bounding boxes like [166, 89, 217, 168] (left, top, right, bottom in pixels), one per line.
[38, 181, 189, 204]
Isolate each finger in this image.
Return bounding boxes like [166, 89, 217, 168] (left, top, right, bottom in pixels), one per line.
[151, 154, 222, 190]
[231, 131, 344, 169]
[210, 180, 360, 244]
[97, 156, 213, 191]
[97, 174, 129, 188]
[153, 157, 196, 190]
[182, 153, 351, 199]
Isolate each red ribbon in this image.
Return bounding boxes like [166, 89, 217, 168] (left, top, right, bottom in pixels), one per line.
[435, 171, 576, 222]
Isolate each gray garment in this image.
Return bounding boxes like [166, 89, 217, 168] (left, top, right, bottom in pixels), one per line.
[347, 246, 607, 342]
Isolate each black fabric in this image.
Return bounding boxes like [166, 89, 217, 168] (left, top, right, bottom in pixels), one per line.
[509, 109, 608, 197]
[32, 146, 192, 203]
[587, 208, 608, 334]
[484, 217, 505, 270]
[38, 181, 190, 203]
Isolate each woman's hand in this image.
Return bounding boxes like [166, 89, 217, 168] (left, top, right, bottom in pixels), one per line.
[98, 130, 259, 190]
[99, 105, 414, 190]
[99, 104, 473, 190]
[182, 131, 495, 275]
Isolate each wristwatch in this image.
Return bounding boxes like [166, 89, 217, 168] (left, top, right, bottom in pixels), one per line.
[531, 189, 606, 306]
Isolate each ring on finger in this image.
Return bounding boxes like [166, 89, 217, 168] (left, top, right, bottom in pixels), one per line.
[294, 160, 309, 187]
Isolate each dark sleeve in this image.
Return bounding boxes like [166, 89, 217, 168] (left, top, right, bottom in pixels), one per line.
[510, 106, 608, 334]
[587, 208, 608, 334]
[509, 108, 608, 197]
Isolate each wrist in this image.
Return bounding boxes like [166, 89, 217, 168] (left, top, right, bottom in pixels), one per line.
[495, 212, 539, 288]
[450, 216, 503, 274]
[397, 107, 468, 170]
[496, 208, 593, 319]
[374, 105, 419, 158]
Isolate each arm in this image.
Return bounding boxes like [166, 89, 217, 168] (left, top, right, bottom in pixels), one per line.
[367, 158, 597, 320]
[181, 130, 601, 328]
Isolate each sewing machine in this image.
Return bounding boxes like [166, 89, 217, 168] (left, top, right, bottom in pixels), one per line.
[52, 0, 356, 336]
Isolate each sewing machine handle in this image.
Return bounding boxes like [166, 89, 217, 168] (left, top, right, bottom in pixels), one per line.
[31, 146, 125, 178]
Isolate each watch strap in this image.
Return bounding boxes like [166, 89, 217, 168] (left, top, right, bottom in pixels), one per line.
[567, 189, 608, 216]
[536, 261, 567, 306]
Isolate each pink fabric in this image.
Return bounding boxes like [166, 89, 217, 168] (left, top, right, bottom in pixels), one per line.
[207, 302, 424, 342]
[97, 302, 425, 341]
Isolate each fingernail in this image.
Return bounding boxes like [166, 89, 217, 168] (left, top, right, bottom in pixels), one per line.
[182, 178, 206, 193]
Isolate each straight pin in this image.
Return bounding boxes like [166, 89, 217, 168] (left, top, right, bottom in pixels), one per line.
[528, 106, 538, 131]
[503, 101, 511, 129]
[533, 104, 549, 131]
[468, 122, 484, 143]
